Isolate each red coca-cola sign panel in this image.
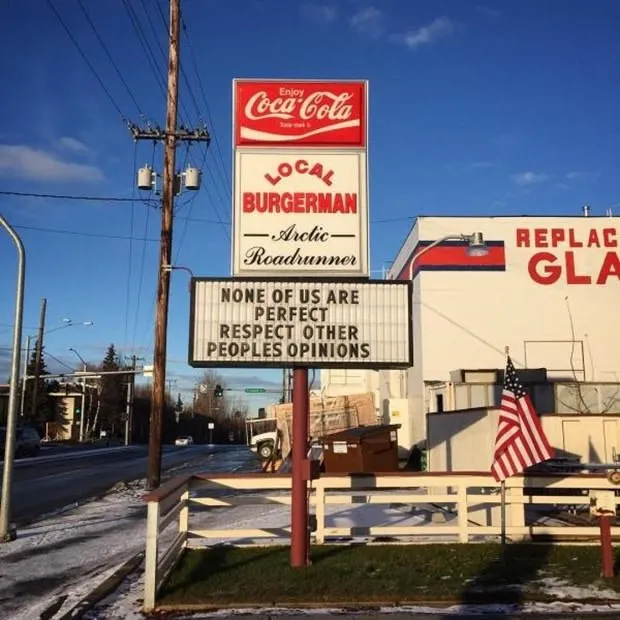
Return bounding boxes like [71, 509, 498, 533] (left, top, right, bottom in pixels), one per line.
[234, 80, 367, 148]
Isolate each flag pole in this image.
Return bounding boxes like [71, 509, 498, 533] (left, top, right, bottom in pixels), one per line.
[500, 479, 506, 546]
[500, 344, 510, 548]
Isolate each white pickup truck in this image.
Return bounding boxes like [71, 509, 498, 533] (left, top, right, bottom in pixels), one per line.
[249, 430, 279, 460]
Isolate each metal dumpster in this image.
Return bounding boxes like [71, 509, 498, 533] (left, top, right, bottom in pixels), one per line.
[321, 424, 401, 473]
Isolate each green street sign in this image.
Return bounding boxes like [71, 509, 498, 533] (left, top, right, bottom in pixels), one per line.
[245, 388, 266, 393]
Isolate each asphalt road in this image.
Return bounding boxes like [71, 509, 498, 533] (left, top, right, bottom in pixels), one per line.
[2, 443, 254, 524]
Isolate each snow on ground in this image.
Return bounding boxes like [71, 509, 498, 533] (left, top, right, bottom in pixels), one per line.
[0, 450, 258, 620]
[0, 478, 149, 620]
[3, 461, 620, 619]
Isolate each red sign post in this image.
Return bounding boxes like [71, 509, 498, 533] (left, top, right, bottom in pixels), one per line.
[232, 79, 369, 568]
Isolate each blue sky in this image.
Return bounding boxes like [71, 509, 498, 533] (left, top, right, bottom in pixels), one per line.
[0, 0, 618, 411]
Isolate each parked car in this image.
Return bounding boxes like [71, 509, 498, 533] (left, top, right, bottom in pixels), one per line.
[174, 435, 193, 447]
[0, 426, 41, 459]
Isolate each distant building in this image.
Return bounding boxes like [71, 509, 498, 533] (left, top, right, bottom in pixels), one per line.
[47, 390, 83, 440]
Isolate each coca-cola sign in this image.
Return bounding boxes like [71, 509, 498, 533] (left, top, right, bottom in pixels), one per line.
[234, 80, 367, 147]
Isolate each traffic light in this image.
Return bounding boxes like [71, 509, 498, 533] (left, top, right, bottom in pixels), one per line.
[214, 384, 224, 398]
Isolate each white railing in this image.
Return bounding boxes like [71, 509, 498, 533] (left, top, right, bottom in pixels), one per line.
[142, 471, 620, 611]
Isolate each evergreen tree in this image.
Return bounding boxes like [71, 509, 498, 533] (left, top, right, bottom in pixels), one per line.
[97, 344, 127, 437]
[22, 341, 59, 431]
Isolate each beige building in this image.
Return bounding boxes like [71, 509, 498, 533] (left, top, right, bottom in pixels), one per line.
[46, 392, 82, 440]
[321, 214, 620, 464]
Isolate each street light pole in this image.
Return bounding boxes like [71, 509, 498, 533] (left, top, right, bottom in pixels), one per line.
[29, 298, 47, 422]
[68, 347, 87, 442]
[20, 321, 93, 425]
[0, 214, 26, 542]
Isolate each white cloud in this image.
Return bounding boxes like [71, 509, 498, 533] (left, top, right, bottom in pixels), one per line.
[469, 160, 496, 170]
[511, 171, 549, 186]
[476, 5, 502, 18]
[350, 6, 384, 39]
[57, 136, 91, 155]
[300, 3, 337, 23]
[565, 170, 600, 181]
[0, 144, 103, 182]
[398, 16, 456, 50]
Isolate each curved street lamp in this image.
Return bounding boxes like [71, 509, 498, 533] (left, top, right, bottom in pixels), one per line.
[0, 214, 25, 542]
[407, 232, 488, 280]
[397, 231, 489, 402]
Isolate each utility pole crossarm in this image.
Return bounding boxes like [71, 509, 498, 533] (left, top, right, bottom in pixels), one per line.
[130, 127, 211, 142]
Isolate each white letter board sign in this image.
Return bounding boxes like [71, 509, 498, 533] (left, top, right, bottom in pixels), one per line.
[189, 278, 413, 369]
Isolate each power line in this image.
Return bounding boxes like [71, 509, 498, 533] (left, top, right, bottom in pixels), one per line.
[154, 0, 202, 126]
[121, 0, 168, 103]
[131, 143, 158, 354]
[123, 141, 139, 350]
[0, 188, 408, 226]
[182, 14, 232, 196]
[47, 0, 128, 124]
[174, 143, 211, 261]
[0, 190, 144, 202]
[124, 0, 192, 128]
[45, 352, 76, 372]
[156, 3, 231, 240]
[76, 0, 145, 118]
[12, 223, 158, 242]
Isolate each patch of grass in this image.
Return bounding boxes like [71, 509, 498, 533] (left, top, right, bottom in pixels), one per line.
[158, 543, 620, 608]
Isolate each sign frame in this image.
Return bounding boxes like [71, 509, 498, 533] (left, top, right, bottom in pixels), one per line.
[232, 78, 368, 149]
[231, 148, 369, 278]
[188, 277, 413, 370]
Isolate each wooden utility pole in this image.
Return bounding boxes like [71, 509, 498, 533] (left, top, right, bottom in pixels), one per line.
[124, 354, 142, 446]
[147, 0, 180, 491]
[30, 297, 47, 422]
[129, 0, 209, 490]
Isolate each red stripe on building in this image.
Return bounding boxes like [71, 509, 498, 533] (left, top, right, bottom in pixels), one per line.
[398, 243, 506, 280]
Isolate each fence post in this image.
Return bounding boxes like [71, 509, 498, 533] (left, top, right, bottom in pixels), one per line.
[457, 482, 469, 543]
[179, 484, 190, 547]
[508, 477, 525, 540]
[314, 479, 326, 545]
[143, 500, 160, 611]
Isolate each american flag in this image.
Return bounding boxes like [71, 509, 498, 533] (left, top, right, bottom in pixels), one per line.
[491, 355, 555, 482]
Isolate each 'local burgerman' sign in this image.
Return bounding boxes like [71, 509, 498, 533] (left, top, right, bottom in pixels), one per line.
[232, 150, 368, 278]
[189, 278, 412, 369]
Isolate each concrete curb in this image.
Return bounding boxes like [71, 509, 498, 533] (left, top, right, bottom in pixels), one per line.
[154, 598, 620, 612]
[56, 551, 145, 620]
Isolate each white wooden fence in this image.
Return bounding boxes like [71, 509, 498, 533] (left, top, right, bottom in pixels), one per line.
[142, 471, 620, 611]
